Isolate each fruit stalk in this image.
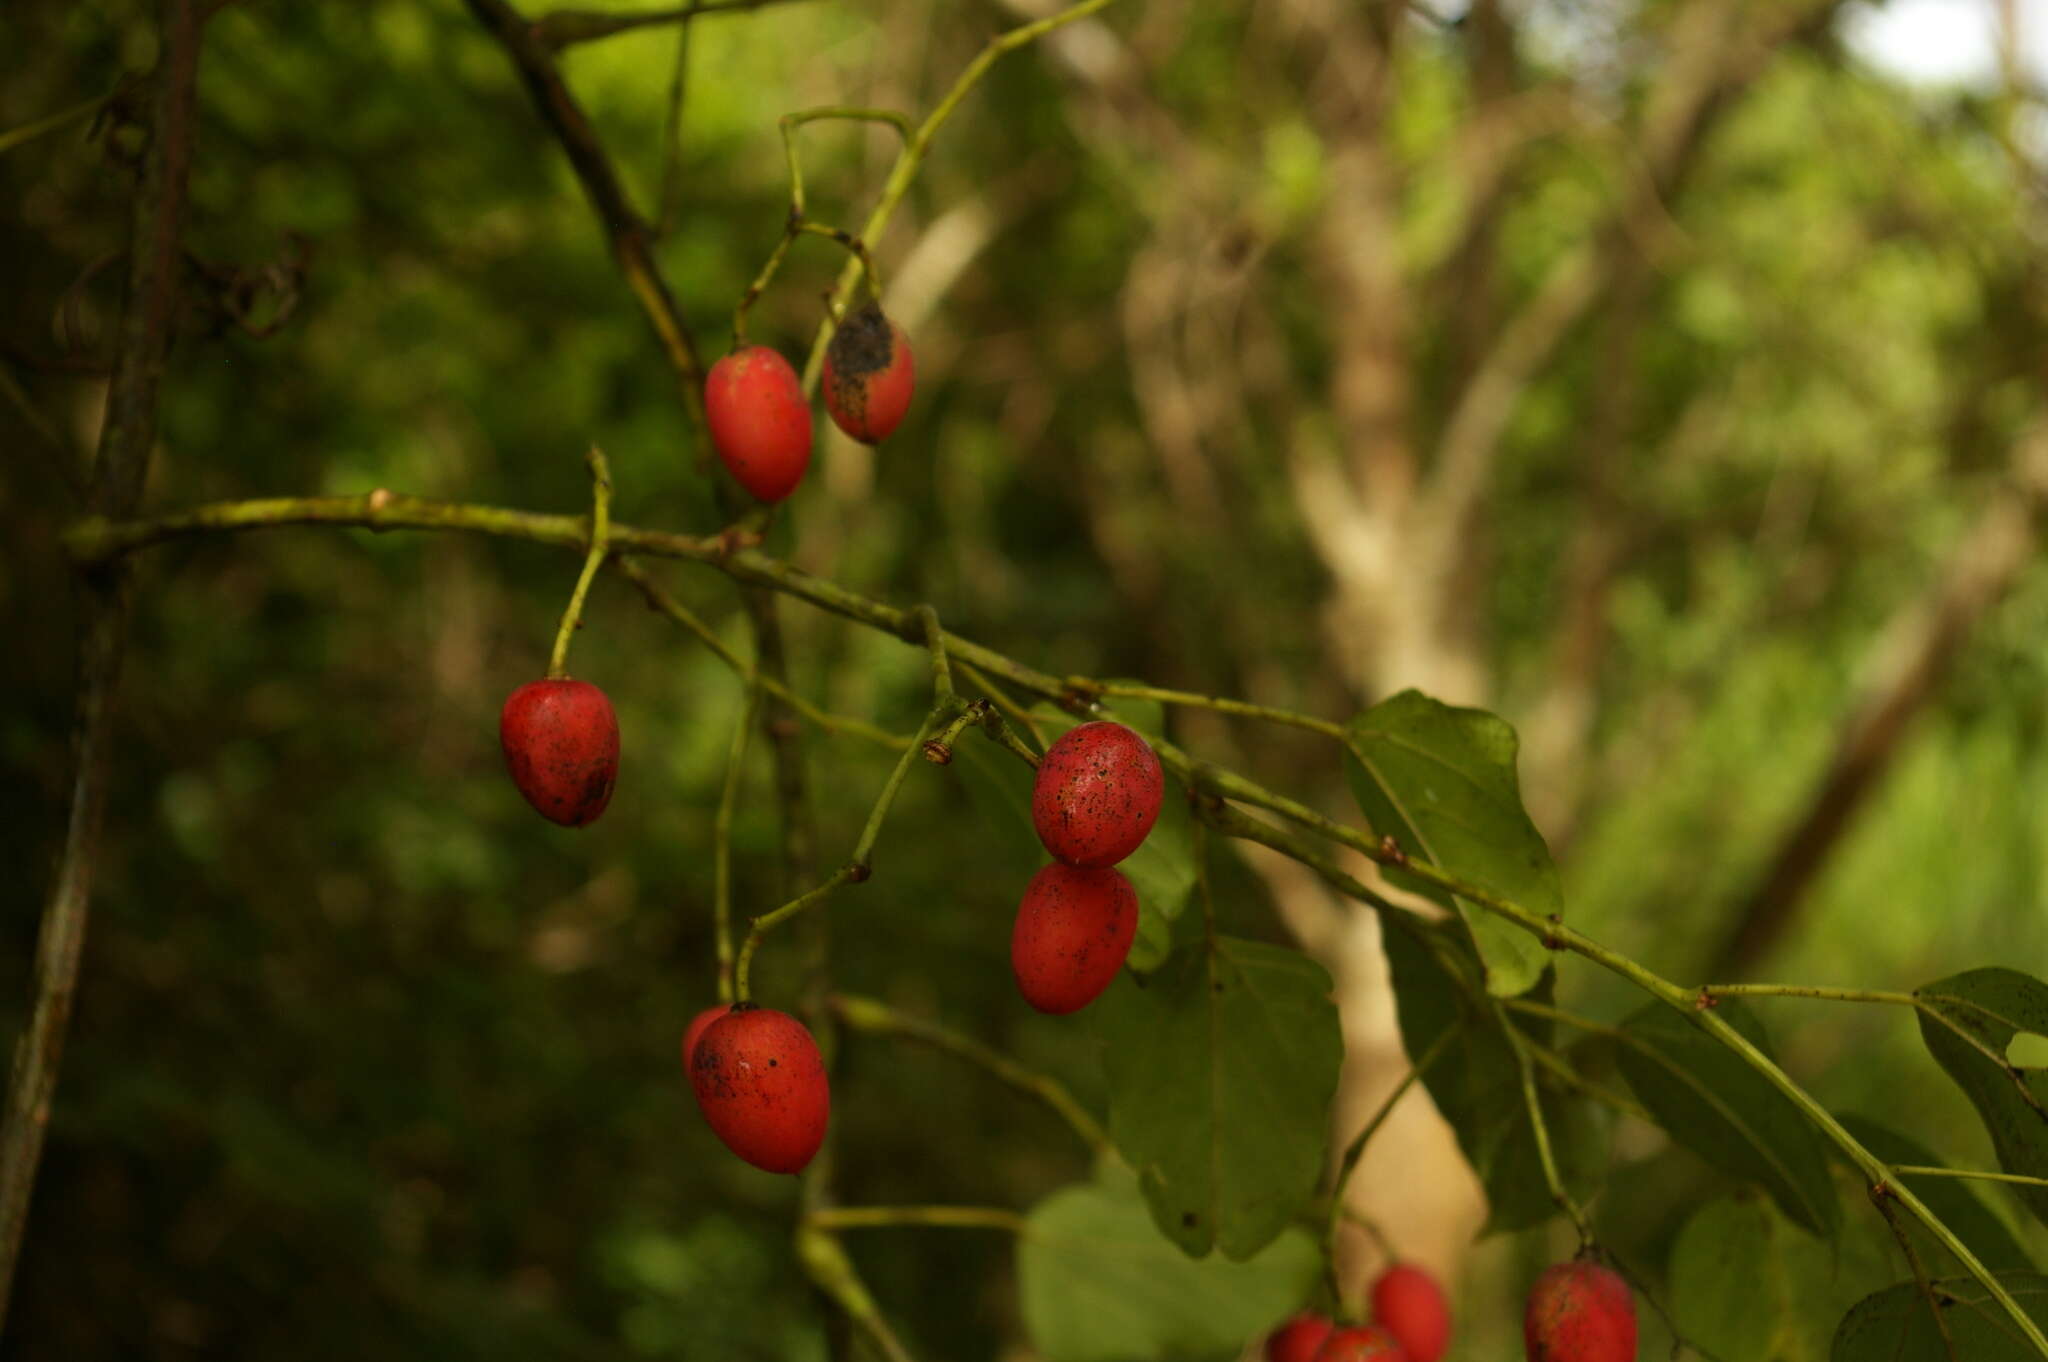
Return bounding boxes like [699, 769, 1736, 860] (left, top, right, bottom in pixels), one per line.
[546, 446, 614, 679]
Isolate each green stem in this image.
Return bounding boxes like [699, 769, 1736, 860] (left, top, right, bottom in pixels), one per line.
[807, 1206, 1027, 1233]
[779, 107, 913, 219]
[617, 559, 908, 748]
[976, 708, 1043, 769]
[546, 447, 613, 678]
[800, 0, 1122, 390]
[1892, 1165, 2048, 1190]
[0, 87, 120, 157]
[829, 993, 1109, 1154]
[956, 659, 1044, 746]
[713, 686, 761, 1003]
[734, 867, 857, 1004]
[1072, 678, 1348, 742]
[531, 0, 820, 50]
[1323, 1028, 1456, 1306]
[915, 605, 953, 703]
[920, 701, 982, 765]
[1500, 1003, 1593, 1246]
[795, 1224, 919, 1362]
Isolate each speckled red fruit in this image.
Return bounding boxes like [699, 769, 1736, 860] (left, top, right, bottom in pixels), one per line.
[1524, 1262, 1635, 1362]
[499, 678, 619, 827]
[1265, 1312, 1334, 1362]
[822, 301, 914, 444]
[690, 1005, 829, 1174]
[705, 345, 813, 502]
[1011, 863, 1139, 1015]
[1031, 721, 1165, 868]
[1370, 1264, 1451, 1362]
[1315, 1324, 1408, 1361]
[681, 1004, 731, 1067]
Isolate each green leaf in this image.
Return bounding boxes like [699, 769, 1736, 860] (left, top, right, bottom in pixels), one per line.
[1032, 695, 1195, 973]
[1836, 1115, 2035, 1274]
[1091, 936, 1341, 1259]
[1915, 969, 2048, 1232]
[1019, 1164, 1321, 1362]
[1831, 1274, 2048, 1362]
[1344, 690, 1558, 997]
[1381, 923, 1605, 1234]
[1617, 1000, 1841, 1238]
[1671, 1193, 1845, 1361]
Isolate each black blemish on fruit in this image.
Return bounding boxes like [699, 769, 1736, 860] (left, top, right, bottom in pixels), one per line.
[828, 301, 894, 377]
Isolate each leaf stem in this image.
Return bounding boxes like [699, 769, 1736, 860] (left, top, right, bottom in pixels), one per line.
[545, 447, 612, 678]
[807, 1205, 1027, 1233]
[1323, 1027, 1456, 1306]
[713, 685, 761, 1003]
[828, 993, 1109, 1154]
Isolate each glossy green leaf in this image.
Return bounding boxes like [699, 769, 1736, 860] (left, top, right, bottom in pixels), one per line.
[1831, 1274, 2048, 1362]
[1836, 1115, 2035, 1274]
[1381, 923, 1605, 1234]
[1915, 969, 2048, 1231]
[1091, 936, 1341, 1259]
[1617, 1000, 1841, 1238]
[1344, 690, 1557, 997]
[1671, 1193, 1843, 1361]
[1019, 1165, 1321, 1362]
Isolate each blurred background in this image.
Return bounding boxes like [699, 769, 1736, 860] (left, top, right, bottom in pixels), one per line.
[3, 0, 2046, 1357]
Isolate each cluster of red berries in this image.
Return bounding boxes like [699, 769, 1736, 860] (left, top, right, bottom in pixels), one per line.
[704, 300, 916, 504]
[1265, 1259, 1636, 1362]
[1265, 1263, 1451, 1362]
[1014, 721, 1165, 1014]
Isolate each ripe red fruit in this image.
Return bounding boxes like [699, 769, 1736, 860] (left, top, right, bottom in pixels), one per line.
[705, 345, 813, 502]
[1030, 721, 1165, 868]
[681, 1004, 731, 1066]
[689, 1005, 829, 1174]
[821, 301, 914, 444]
[1315, 1324, 1408, 1361]
[1265, 1312, 1334, 1362]
[1010, 862, 1139, 1014]
[1524, 1261, 1636, 1362]
[499, 678, 619, 827]
[1370, 1263, 1451, 1362]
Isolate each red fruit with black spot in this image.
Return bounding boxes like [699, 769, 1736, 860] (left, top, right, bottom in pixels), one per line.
[681, 1004, 731, 1066]
[822, 301, 914, 444]
[1265, 1312, 1334, 1362]
[1523, 1261, 1636, 1362]
[1370, 1263, 1451, 1362]
[1031, 721, 1165, 868]
[705, 344, 813, 502]
[1011, 862, 1139, 1015]
[499, 678, 619, 827]
[690, 1004, 829, 1174]
[1314, 1324, 1408, 1361]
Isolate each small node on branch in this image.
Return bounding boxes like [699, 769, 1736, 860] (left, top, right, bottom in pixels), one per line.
[1378, 834, 1408, 867]
[1693, 989, 1719, 1011]
[769, 717, 800, 740]
[1868, 1180, 1894, 1205]
[920, 739, 953, 765]
[366, 486, 392, 513]
[1541, 914, 1564, 952]
[847, 862, 871, 884]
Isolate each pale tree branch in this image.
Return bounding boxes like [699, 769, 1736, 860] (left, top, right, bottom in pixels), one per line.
[1713, 422, 2048, 977]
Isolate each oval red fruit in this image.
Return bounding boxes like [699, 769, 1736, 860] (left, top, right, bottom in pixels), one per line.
[1524, 1261, 1636, 1362]
[499, 678, 619, 827]
[1030, 721, 1165, 868]
[1011, 863, 1139, 1015]
[1315, 1324, 1408, 1361]
[1370, 1263, 1451, 1362]
[1265, 1312, 1334, 1362]
[822, 301, 914, 444]
[681, 1004, 731, 1067]
[690, 1005, 829, 1174]
[706, 345, 813, 502]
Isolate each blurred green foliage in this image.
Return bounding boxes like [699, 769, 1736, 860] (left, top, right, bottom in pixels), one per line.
[4, 0, 2046, 1357]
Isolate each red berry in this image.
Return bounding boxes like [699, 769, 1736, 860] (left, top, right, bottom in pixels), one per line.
[681, 1004, 731, 1067]
[499, 678, 619, 827]
[1315, 1324, 1408, 1361]
[1524, 1261, 1636, 1362]
[1265, 1313, 1334, 1362]
[1370, 1264, 1451, 1362]
[1010, 862, 1139, 1015]
[822, 301, 914, 444]
[706, 345, 813, 502]
[1030, 721, 1165, 867]
[690, 1005, 829, 1174]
